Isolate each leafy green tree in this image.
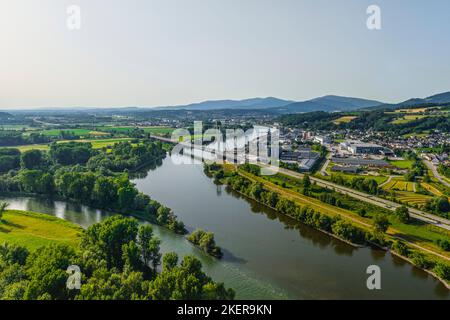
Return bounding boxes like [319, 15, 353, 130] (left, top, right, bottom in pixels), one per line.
[162, 252, 178, 272]
[0, 202, 9, 221]
[81, 215, 139, 270]
[394, 206, 410, 223]
[20, 149, 45, 170]
[24, 244, 77, 300]
[303, 174, 311, 189]
[357, 208, 367, 217]
[433, 262, 450, 280]
[372, 214, 390, 234]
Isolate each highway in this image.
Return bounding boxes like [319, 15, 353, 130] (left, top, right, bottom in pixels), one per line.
[424, 159, 450, 188]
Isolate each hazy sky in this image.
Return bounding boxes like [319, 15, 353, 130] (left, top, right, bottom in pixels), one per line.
[1, 0, 450, 109]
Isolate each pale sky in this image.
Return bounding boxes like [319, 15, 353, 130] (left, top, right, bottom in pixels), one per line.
[1, 0, 450, 109]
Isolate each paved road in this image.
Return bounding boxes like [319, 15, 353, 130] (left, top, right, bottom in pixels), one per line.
[424, 159, 450, 188]
[320, 153, 332, 176]
[150, 135, 450, 231]
[379, 175, 393, 188]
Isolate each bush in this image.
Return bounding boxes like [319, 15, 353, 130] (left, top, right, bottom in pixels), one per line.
[433, 262, 450, 280]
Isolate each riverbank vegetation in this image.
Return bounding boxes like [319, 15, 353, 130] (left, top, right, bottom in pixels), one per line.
[204, 163, 450, 286]
[187, 229, 223, 259]
[0, 214, 234, 300]
[0, 141, 186, 234]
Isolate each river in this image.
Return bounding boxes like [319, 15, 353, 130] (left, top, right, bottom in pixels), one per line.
[2, 153, 449, 299]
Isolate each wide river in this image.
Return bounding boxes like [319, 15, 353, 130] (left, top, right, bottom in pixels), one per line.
[2, 153, 449, 299]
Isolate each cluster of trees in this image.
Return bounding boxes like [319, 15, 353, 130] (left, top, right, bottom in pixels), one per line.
[0, 131, 50, 147]
[438, 164, 450, 179]
[0, 202, 8, 221]
[393, 206, 411, 223]
[0, 148, 20, 172]
[330, 174, 379, 195]
[0, 216, 235, 300]
[87, 141, 166, 172]
[50, 142, 95, 166]
[424, 197, 450, 219]
[187, 229, 223, 259]
[404, 155, 427, 182]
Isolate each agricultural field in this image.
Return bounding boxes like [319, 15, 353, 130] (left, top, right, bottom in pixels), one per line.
[0, 210, 82, 251]
[0, 125, 34, 131]
[96, 126, 176, 135]
[421, 182, 444, 197]
[395, 107, 429, 114]
[41, 128, 110, 137]
[332, 116, 357, 125]
[394, 191, 432, 208]
[382, 178, 416, 192]
[391, 115, 428, 125]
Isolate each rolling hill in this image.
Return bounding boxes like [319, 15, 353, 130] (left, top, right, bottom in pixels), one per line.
[398, 91, 450, 107]
[269, 95, 384, 113]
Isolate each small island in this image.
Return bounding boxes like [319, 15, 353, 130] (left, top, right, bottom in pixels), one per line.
[187, 229, 223, 259]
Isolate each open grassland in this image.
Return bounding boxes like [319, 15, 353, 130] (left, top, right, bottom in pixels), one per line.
[388, 159, 415, 169]
[0, 210, 82, 251]
[332, 116, 357, 125]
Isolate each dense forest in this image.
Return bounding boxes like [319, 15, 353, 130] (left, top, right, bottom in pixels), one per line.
[0, 216, 234, 300]
[0, 141, 185, 234]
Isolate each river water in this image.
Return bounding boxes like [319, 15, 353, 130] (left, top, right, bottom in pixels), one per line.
[2, 153, 449, 299]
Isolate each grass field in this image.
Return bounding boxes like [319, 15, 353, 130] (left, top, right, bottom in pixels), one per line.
[333, 116, 357, 125]
[388, 159, 415, 169]
[0, 210, 82, 251]
[41, 129, 109, 137]
[96, 126, 176, 135]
